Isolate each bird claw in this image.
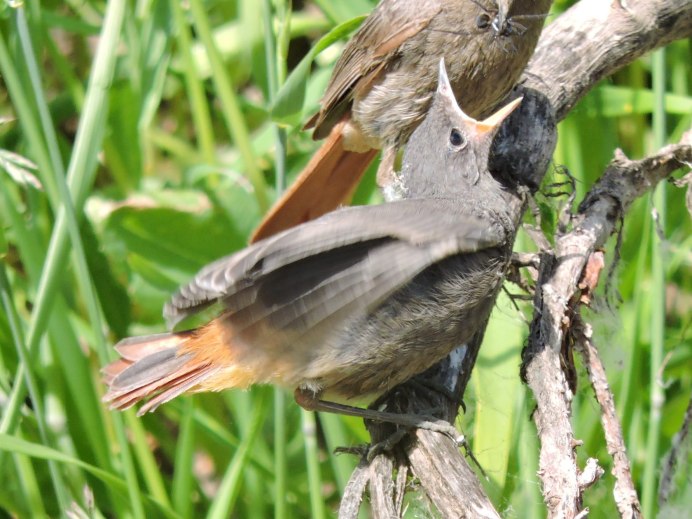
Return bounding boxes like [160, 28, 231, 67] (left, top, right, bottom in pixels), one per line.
[366, 429, 410, 462]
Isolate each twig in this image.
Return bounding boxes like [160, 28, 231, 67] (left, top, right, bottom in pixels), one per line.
[658, 392, 692, 507]
[521, 134, 691, 518]
[574, 317, 642, 519]
[369, 455, 398, 518]
[522, 249, 582, 517]
[339, 459, 371, 519]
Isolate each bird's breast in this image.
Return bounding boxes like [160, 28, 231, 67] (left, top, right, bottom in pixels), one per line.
[298, 248, 509, 400]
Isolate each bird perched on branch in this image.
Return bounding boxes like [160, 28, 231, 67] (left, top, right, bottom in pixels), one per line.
[103, 60, 526, 423]
[250, 0, 551, 242]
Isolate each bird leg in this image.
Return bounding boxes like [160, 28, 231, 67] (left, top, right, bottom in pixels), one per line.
[294, 388, 463, 441]
[297, 388, 486, 472]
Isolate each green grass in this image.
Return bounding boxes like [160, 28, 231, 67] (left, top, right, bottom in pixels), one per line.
[0, 1, 690, 517]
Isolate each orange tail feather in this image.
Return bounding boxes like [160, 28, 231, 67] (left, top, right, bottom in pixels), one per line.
[103, 321, 255, 416]
[250, 123, 378, 243]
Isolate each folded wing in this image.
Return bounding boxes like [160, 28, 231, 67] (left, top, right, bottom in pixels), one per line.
[165, 199, 506, 343]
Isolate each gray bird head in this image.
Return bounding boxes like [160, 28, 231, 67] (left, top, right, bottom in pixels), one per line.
[400, 58, 521, 199]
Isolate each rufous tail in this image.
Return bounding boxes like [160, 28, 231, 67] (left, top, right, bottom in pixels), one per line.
[103, 320, 252, 415]
[250, 121, 378, 243]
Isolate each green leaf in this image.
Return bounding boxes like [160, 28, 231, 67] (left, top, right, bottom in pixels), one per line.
[80, 217, 132, 337]
[312, 0, 373, 24]
[104, 203, 243, 287]
[271, 15, 366, 126]
[0, 218, 6, 256]
[473, 292, 525, 494]
[582, 85, 692, 117]
[0, 433, 179, 519]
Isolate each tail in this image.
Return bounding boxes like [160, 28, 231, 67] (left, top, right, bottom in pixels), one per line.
[103, 321, 256, 415]
[250, 122, 378, 243]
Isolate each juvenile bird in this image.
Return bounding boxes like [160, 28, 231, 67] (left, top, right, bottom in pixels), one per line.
[103, 60, 526, 421]
[250, 0, 551, 241]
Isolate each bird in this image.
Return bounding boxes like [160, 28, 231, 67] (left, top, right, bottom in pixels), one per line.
[103, 60, 526, 422]
[249, 0, 551, 242]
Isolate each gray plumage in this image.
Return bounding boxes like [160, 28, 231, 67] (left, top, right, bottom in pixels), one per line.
[164, 60, 522, 400]
[105, 60, 528, 412]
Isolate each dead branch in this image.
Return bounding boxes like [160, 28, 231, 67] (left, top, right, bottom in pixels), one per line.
[521, 134, 691, 518]
[574, 317, 641, 519]
[658, 391, 692, 507]
[524, 0, 692, 121]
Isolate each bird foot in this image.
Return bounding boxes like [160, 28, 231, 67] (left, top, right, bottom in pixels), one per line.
[333, 429, 409, 462]
[366, 429, 410, 461]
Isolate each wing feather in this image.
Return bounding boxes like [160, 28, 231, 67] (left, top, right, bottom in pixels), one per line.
[309, 1, 443, 137]
[165, 198, 505, 327]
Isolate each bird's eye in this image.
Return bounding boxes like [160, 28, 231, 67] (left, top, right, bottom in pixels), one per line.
[476, 13, 491, 29]
[449, 128, 466, 148]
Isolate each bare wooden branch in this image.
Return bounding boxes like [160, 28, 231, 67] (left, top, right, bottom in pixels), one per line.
[339, 459, 370, 519]
[523, 248, 583, 517]
[369, 455, 398, 518]
[521, 135, 692, 518]
[578, 132, 692, 242]
[409, 429, 501, 519]
[574, 317, 642, 519]
[392, 456, 408, 515]
[524, 0, 692, 120]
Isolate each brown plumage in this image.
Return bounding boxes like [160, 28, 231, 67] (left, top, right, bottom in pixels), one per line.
[103, 61, 525, 417]
[250, 0, 551, 242]
[252, 122, 378, 240]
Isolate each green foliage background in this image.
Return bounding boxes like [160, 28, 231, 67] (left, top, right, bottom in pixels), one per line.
[0, 1, 689, 517]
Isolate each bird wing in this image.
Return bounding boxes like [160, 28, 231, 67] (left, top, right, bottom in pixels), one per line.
[164, 198, 506, 332]
[307, 0, 443, 138]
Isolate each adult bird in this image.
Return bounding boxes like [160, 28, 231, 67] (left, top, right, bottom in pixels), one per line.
[250, 0, 551, 241]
